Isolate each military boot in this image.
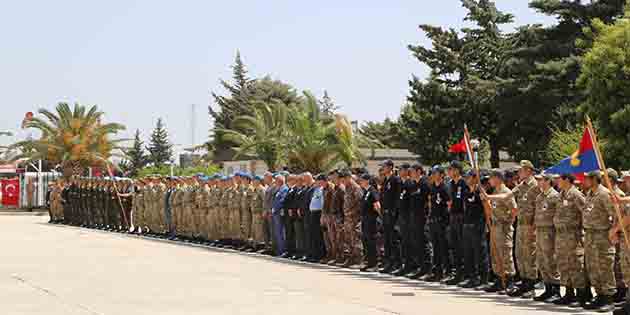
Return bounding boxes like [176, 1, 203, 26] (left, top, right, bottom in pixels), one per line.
[553, 287, 577, 305]
[613, 302, 630, 315]
[521, 280, 537, 299]
[498, 277, 515, 295]
[484, 279, 503, 293]
[534, 283, 553, 302]
[573, 288, 591, 308]
[584, 295, 614, 312]
[544, 284, 562, 303]
[614, 288, 628, 306]
[507, 278, 527, 297]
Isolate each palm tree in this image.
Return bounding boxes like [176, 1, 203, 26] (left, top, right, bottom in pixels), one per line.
[0, 131, 13, 163]
[219, 101, 291, 172]
[11, 103, 127, 178]
[286, 92, 339, 173]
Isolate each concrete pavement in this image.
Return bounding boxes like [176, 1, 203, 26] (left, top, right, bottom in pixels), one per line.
[2, 216, 596, 315]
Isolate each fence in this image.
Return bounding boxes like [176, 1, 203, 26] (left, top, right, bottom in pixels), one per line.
[19, 172, 60, 209]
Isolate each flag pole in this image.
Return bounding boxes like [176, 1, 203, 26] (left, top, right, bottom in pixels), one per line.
[465, 124, 505, 287]
[585, 116, 630, 251]
[107, 162, 129, 228]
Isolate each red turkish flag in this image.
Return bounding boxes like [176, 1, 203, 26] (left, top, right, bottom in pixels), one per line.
[448, 138, 467, 153]
[1, 178, 20, 207]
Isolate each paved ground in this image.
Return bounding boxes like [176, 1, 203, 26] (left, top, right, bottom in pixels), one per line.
[3, 216, 596, 315]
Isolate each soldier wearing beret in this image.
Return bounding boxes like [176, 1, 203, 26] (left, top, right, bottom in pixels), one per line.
[481, 169, 518, 294]
[582, 171, 616, 312]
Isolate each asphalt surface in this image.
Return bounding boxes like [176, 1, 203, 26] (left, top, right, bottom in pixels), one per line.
[2, 216, 597, 315]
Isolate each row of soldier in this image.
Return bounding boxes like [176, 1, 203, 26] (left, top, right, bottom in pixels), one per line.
[48, 160, 630, 315]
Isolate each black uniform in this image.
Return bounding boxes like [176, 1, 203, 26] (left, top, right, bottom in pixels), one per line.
[361, 185, 380, 267]
[462, 187, 489, 283]
[429, 181, 451, 277]
[410, 176, 432, 273]
[381, 175, 402, 269]
[283, 185, 299, 256]
[448, 177, 467, 279]
[398, 178, 418, 272]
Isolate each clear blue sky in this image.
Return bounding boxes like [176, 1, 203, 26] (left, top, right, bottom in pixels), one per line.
[0, 0, 553, 153]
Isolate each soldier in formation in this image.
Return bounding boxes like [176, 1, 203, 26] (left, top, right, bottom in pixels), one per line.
[57, 162, 630, 314]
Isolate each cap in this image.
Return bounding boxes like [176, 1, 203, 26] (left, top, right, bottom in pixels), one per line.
[607, 168, 620, 182]
[400, 163, 411, 170]
[379, 159, 394, 167]
[463, 170, 476, 178]
[585, 170, 602, 179]
[519, 160, 535, 170]
[338, 169, 352, 178]
[622, 171, 630, 179]
[534, 173, 543, 180]
[449, 160, 463, 171]
[359, 173, 372, 181]
[315, 174, 328, 181]
[432, 165, 445, 174]
[489, 169, 504, 181]
[411, 163, 424, 172]
[253, 175, 263, 181]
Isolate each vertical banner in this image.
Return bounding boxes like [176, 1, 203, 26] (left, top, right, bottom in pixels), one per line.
[1, 178, 20, 207]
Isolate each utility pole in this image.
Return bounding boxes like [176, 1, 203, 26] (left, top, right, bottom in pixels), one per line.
[191, 104, 196, 148]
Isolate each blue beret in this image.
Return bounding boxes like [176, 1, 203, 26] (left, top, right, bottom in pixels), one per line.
[254, 175, 263, 181]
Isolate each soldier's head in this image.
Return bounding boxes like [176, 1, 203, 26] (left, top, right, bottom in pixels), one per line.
[518, 160, 535, 180]
[302, 172, 314, 186]
[584, 171, 602, 190]
[559, 174, 575, 191]
[411, 163, 424, 180]
[623, 171, 630, 192]
[263, 172, 273, 185]
[316, 174, 328, 188]
[399, 163, 411, 178]
[379, 159, 394, 176]
[489, 169, 505, 189]
[253, 175, 263, 187]
[538, 173, 554, 190]
[274, 174, 285, 187]
[431, 165, 445, 183]
[607, 168, 620, 187]
[358, 173, 371, 189]
[463, 170, 477, 187]
[448, 160, 463, 178]
[328, 170, 339, 185]
[338, 169, 352, 186]
[242, 174, 252, 185]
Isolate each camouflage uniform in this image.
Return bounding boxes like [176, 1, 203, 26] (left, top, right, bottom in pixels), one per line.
[132, 185, 145, 232]
[157, 183, 168, 234]
[251, 185, 266, 244]
[535, 187, 560, 284]
[207, 184, 219, 241]
[224, 185, 235, 239]
[343, 181, 363, 264]
[219, 186, 230, 240]
[198, 184, 211, 240]
[241, 185, 254, 242]
[612, 186, 627, 289]
[512, 176, 539, 281]
[231, 185, 243, 240]
[331, 186, 346, 262]
[584, 184, 616, 296]
[554, 185, 587, 289]
[490, 184, 517, 277]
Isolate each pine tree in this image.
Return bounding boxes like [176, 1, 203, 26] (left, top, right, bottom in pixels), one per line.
[126, 129, 148, 176]
[318, 90, 340, 116]
[147, 118, 173, 167]
[209, 50, 254, 153]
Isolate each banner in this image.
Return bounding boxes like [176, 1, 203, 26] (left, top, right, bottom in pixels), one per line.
[1, 178, 20, 207]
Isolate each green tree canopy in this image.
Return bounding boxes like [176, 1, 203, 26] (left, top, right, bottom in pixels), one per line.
[578, 7, 630, 168]
[147, 118, 173, 167]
